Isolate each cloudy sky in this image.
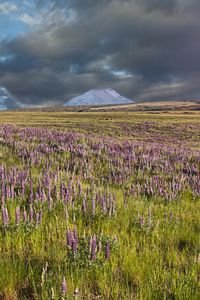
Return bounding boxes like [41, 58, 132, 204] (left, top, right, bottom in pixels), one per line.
[0, 0, 200, 107]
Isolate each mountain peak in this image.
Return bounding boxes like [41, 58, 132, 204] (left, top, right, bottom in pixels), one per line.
[64, 88, 134, 106]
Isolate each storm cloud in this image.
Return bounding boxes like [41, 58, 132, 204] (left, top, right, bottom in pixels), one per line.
[0, 0, 200, 106]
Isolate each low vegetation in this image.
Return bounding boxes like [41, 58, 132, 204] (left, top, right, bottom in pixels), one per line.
[0, 111, 199, 299]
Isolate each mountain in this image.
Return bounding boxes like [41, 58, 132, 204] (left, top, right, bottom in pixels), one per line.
[64, 88, 134, 106]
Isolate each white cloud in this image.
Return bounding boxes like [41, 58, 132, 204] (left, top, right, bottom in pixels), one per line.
[18, 8, 76, 28]
[18, 13, 41, 27]
[0, 2, 18, 14]
[111, 70, 134, 79]
[102, 63, 135, 79]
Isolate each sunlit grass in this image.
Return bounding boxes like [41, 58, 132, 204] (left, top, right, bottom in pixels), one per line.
[0, 113, 199, 299]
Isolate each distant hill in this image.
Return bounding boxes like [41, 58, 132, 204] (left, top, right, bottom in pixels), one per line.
[64, 88, 134, 106]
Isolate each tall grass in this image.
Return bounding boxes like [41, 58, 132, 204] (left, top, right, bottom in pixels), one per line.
[0, 117, 199, 299]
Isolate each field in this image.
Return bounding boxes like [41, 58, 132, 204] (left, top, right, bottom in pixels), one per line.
[0, 110, 200, 299]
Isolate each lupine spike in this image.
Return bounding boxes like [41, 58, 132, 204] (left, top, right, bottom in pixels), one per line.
[105, 240, 110, 260]
[66, 229, 72, 247]
[92, 197, 95, 217]
[29, 205, 33, 224]
[61, 276, 67, 295]
[90, 235, 97, 261]
[72, 238, 77, 255]
[23, 208, 27, 223]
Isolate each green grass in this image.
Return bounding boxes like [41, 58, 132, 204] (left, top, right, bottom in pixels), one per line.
[0, 195, 199, 299]
[0, 111, 200, 299]
[1, 110, 200, 148]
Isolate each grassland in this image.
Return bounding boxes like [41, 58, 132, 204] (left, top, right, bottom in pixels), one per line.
[0, 110, 200, 299]
[1, 110, 200, 148]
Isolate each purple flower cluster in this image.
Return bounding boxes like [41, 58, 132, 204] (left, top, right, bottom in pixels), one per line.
[66, 228, 111, 262]
[0, 125, 199, 235]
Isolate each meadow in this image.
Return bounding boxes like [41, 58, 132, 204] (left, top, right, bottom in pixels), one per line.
[0, 111, 200, 299]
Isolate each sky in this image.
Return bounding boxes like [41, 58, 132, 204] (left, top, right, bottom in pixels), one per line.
[0, 0, 200, 107]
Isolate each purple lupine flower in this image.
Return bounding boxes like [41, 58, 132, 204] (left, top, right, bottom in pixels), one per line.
[105, 240, 110, 260]
[15, 206, 20, 225]
[2, 206, 9, 226]
[73, 226, 78, 245]
[90, 235, 97, 261]
[47, 185, 51, 203]
[29, 192, 33, 203]
[64, 190, 69, 204]
[60, 182, 64, 200]
[5, 207, 9, 224]
[61, 276, 67, 295]
[29, 205, 34, 224]
[78, 181, 82, 195]
[21, 181, 25, 196]
[72, 238, 77, 255]
[92, 197, 95, 217]
[23, 208, 27, 223]
[1, 183, 5, 206]
[66, 229, 73, 247]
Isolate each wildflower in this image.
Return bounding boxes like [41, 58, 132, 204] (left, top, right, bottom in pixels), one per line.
[90, 235, 97, 260]
[29, 205, 34, 224]
[62, 276, 67, 295]
[105, 240, 110, 260]
[73, 226, 78, 244]
[72, 238, 77, 255]
[2, 206, 9, 226]
[66, 229, 73, 247]
[92, 197, 95, 217]
[23, 208, 27, 223]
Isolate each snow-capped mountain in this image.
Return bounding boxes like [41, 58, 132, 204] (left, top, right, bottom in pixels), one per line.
[64, 88, 134, 106]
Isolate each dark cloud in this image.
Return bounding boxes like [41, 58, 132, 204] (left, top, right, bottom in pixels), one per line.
[138, 0, 178, 13]
[0, 0, 200, 106]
